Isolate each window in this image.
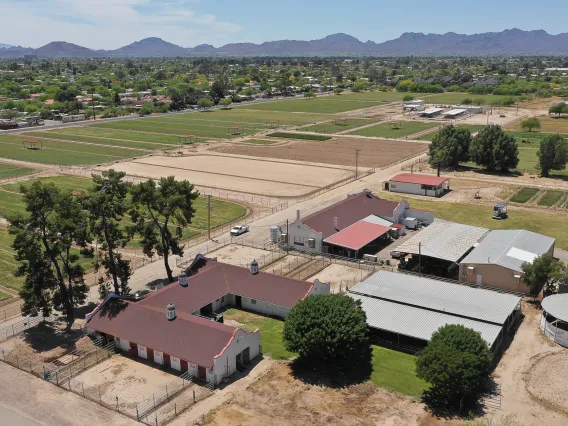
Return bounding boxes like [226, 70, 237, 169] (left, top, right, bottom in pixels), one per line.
[293, 236, 305, 246]
[251, 299, 257, 304]
[391, 184, 397, 189]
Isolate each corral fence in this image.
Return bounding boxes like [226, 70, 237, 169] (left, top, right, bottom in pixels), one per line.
[0, 314, 54, 343]
[0, 303, 21, 324]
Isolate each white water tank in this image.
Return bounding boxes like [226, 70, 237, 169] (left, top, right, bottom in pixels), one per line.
[270, 226, 279, 243]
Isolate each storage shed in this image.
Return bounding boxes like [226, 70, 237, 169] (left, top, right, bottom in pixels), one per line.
[541, 294, 568, 347]
[386, 173, 450, 197]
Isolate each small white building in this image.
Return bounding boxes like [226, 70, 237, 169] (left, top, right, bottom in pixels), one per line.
[541, 294, 568, 348]
[385, 173, 450, 197]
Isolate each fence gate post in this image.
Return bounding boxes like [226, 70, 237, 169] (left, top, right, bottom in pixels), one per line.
[136, 406, 139, 421]
[193, 390, 196, 402]
[56, 371, 59, 385]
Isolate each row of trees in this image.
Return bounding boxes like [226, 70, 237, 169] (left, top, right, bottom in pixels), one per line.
[429, 124, 568, 176]
[9, 170, 199, 325]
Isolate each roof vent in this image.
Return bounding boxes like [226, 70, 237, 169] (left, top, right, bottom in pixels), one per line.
[179, 271, 188, 287]
[250, 259, 259, 275]
[333, 216, 339, 230]
[166, 302, 176, 321]
[363, 188, 372, 197]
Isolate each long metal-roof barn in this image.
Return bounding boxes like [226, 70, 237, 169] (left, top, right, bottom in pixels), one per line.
[349, 270, 522, 352]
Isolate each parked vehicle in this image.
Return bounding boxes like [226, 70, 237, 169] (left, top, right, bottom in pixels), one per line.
[230, 225, 249, 236]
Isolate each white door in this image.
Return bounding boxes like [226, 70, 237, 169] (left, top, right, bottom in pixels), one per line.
[138, 344, 147, 359]
[154, 350, 164, 365]
[476, 274, 483, 285]
[170, 356, 181, 371]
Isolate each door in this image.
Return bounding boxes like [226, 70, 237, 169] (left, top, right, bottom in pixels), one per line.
[154, 350, 164, 365]
[201, 303, 213, 316]
[198, 365, 207, 380]
[163, 354, 171, 368]
[180, 359, 188, 372]
[235, 295, 242, 308]
[476, 274, 483, 285]
[242, 347, 250, 364]
[138, 344, 147, 359]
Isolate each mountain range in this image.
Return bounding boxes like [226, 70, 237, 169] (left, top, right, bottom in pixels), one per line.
[1, 29, 568, 58]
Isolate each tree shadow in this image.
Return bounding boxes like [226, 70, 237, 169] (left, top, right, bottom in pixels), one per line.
[22, 321, 84, 353]
[97, 298, 128, 320]
[73, 302, 98, 320]
[288, 346, 373, 389]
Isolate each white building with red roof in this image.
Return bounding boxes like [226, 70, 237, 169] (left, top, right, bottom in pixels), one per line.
[86, 255, 329, 386]
[385, 173, 450, 197]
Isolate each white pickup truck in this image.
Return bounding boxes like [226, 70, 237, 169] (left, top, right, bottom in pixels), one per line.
[230, 225, 249, 236]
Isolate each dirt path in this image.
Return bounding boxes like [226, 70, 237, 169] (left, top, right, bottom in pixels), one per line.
[492, 302, 567, 425]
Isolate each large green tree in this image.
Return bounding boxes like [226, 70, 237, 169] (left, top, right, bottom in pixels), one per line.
[470, 125, 519, 172]
[210, 80, 226, 105]
[521, 253, 565, 296]
[8, 182, 91, 324]
[428, 125, 472, 168]
[520, 117, 541, 132]
[537, 134, 568, 177]
[129, 177, 199, 283]
[82, 170, 132, 298]
[416, 325, 492, 413]
[283, 294, 370, 370]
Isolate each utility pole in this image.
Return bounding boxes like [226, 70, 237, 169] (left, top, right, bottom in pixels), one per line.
[418, 242, 422, 274]
[355, 149, 360, 180]
[92, 91, 96, 121]
[207, 194, 212, 240]
[286, 219, 289, 253]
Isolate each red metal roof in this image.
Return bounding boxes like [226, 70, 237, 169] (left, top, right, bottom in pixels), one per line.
[389, 173, 449, 186]
[324, 221, 391, 250]
[302, 192, 400, 239]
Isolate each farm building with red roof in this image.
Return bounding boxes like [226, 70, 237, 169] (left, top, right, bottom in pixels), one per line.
[386, 173, 450, 197]
[86, 254, 329, 385]
[271, 190, 434, 259]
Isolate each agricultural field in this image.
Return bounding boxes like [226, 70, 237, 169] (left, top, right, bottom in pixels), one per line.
[510, 187, 540, 203]
[348, 121, 439, 139]
[0, 229, 23, 292]
[0, 163, 36, 180]
[213, 136, 428, 169]
[420, 124, 486, 141]
[266, 132, 331, 141]
[378, 191, 568, 248]
[415, 92, 519, 105]
[240, 139, 280, 145]
[507, 116, 568, 134]
[538, 190, 566, 207]
[0, 134, 148, 166]
[300, 118, 372, 133]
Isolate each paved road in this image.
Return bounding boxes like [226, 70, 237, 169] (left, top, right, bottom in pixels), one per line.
[0, 402, 41, 426]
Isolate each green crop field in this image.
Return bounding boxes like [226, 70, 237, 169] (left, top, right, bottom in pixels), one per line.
[241, 139, 280, 145]
[240, 95, 393, 114]
[267, 132, 331, 141]
[3, 175, 93, 193]
[0, 163, 36, 180]
[25, 131, 170, 151]
[348, 121, 439, 139]
[510, 187, 540, 203]
[0, 291, 10, 302]
[51, 127, 187, 145]
[415, 92, 518, 105]
[421, 124, 486, 141]
[301, 118, 372, 134]
[379, 191, 568, 248]
[0, 135, 147, 165]
[537, 190, 566, 207]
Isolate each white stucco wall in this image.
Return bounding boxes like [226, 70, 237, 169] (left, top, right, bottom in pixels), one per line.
[405, 208, 435, 223]
[310, 279, 331, 296]
[389, 181, 444, 197]
[212, 328, 261, 384]
[241, 296, 290, 318]
[286, 219, 323, 254]
[114, 336, 131, 351]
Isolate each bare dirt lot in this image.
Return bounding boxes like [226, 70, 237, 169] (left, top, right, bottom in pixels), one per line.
[72, 355, 177, 412]
[203, 362, 457, 426]
[307, 263, 372, 293]
[104, 154, 354, 197]
[526, 351, 568, 416]
[207, 244, 273, 267]
[212, 137, 428, 169]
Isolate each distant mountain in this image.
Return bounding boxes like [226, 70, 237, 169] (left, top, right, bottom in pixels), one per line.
[105, 37, 188, 57]
[0, 43, 13, 49]
[1, 29, 568, 58]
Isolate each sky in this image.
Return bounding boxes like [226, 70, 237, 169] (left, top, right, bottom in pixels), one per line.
[1, 0, 568, 49]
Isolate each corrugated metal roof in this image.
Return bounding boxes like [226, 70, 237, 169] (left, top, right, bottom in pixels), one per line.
[349, 270, 521, 325]
[389, 173, 449, 186]
[323, 221, 390, 250]
[542, 294, 568, 322]
[460, 230, 555, 272]
[395, 222, 489, 262]
[361, 215, 393, 227]
[350, 293, 502, 347]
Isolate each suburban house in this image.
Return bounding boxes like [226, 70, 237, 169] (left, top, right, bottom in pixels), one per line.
[86, 255, 329, 385]
[384, 173, 450, 197]
[271, 190, 434, 258]
[459, 230, 555, 294]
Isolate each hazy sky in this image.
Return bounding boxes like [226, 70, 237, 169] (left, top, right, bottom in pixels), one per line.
[1, 0, 567, 49]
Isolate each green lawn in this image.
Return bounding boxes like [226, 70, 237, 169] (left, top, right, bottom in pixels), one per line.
[421, 124, 486, 141]
[510, 187, 540, 204]
[370, 346, 429, 398]
[0, 291, 11, 302]
[348, 121, 439, 139]
[267, 132, 331, 141]
[223, 308, 295, 360]
[52, 127, 188, 145]
[0, 135, 144, 165]
[241, 139, 280, 145]
[414, 93, 518, 105]
[241, 97, 388, 114]
[379, 191, 567, 248]
[0, 163, 36, 180]
[537, 190, 566, 207]
[301, 118, 372, 134]
[3, 175, 93, 194]
[26, 131, 167, 151]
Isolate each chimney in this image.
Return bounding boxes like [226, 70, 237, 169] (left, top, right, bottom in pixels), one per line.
[166, 302, 176, 321]
[179, 271, 188, 287]
[296, 209, 300, 221]
[334, 216, 338, 230]
[250, 259, 259, 275]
